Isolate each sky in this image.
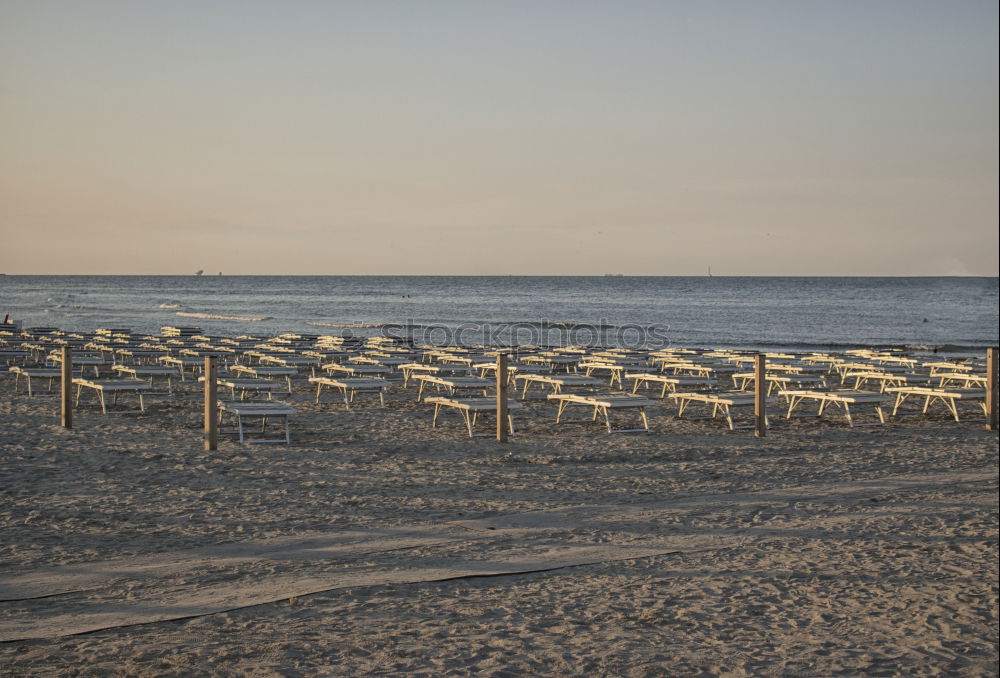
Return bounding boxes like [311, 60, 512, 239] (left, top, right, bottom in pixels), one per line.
[1, 0, 997, 276]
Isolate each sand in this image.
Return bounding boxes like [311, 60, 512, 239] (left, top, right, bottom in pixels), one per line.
[1, 376, 997, 677]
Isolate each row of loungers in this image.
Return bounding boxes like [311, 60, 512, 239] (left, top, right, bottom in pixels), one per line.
[3, 329, 994, 440]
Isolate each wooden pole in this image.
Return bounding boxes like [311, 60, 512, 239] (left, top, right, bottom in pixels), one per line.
[987, 347, 998, 432]
[204, 356, 217, 451]
[60, 346, 72, 429]
[754, 353, 766, 437]
[496, 352, 509, 442]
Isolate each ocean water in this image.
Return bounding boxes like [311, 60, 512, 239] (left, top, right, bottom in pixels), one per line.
[1, 276, 997, 355]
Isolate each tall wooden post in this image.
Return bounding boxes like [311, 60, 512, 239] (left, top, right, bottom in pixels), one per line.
[754, 353, 766, 437]
[204, 356, 218, 451]
[60, 346, 73, 429]
[496, 352, 509, 442]
[987, 347, 998, 432]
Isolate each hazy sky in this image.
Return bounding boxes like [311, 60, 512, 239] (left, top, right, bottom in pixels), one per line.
[1, 0, 997, 275]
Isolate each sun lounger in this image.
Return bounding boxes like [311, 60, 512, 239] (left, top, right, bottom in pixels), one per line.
[933, 372, 989, 389]
[10, 366, 61, 396]
[779, 389, 888, 427]
[514, 373, 604, 400]
[227, 364, 297, 393]
[885, 386, 988, 422]
[579, 362, 655, 389]
[922, 361, 973, 376]
[0, 350, 32, 366]
[399, 362, 474, 387]
[111, 365, 181, 394]
[625, 373, 715, 398]
[414, 375, 493, 400]
[309, 376, 391, 409]
[474, 362, 549, 382]
[73, 378, 153, 414]
[217, 400, 295, 444]
[49, 352, 106, 377]
[157, 355, 206, 380]
[200, 376, 283, 400]
[322, 363, 393, 379]
[844, 371, 932, 393]
[668, 390, 776, 430]
[258, 354, 321, 369]
[424, 396, 523, 438]
[732, 372, 827, 395]
[518, 354, 580, 372]
[546, 392, 655, 433]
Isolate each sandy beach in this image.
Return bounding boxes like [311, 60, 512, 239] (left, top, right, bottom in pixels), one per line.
[1, 365, 997, 677]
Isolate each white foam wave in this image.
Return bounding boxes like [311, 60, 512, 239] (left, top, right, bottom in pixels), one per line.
[159, 303, 180, 309]
[176, 311, 271, 322]
[306, 321, 389, 329]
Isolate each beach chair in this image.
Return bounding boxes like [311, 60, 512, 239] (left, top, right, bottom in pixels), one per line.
[546, 392, 655, 433]
[514, 373, 604, 400]
[780, 389, 889, 427]
[399, 362, 474, 388]
[10, 366, 62, 396]
[73, 378, 152, 414]
[309, 376, 391, 409]
[228, 364, 297, 392]
[668, 390, 776, 431]
[885, 386, 988, 422]
[200, 376, 283, 400]
[112, 365, 181, 395]
[217, 399, 296, 444]
[424, 397, 523, 438]
[625, 373, 715, 398]
[413, 375, 493, 400]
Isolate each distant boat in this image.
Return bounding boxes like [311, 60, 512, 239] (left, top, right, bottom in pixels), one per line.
[708, 266, 713, 277]
[195, 270, 204, 276]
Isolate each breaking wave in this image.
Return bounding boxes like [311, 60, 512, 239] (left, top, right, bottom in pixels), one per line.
[176, 311, 271, 322]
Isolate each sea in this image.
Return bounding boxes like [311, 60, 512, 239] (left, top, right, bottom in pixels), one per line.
[1, 276, 997, 356]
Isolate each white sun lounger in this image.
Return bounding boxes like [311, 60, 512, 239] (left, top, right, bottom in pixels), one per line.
[414, 375, 493, 401]
[625, 373, 716, 398]
[885, 386, 988, 422]
[258, 354, 320, 369]
[474, 362, 549, 383]
[668, 391, 776, 431]
[322, 363, 393, 379]
[228, 364, 297, 393]
[309, 376, 391, 409]
[157, 355, 206, 380]
[579, 362, 655, 389]
[10, 366, 62, 396]
[73, 378, 153, 415]
[112, 365, 181, 394]
[217, 400, 295, 444]
[399, 362, 474, 387]
[514, 373, 604, 400]
[843, 371, 931, 393]
[546, 392, 655, 433]
[49, 353, 106, 378]
[424, 397, 523, 438]
[780, 389, 889, 427]
[731, 372, 827, 395]
[200, 376, 283, 400]
[933, 372, 989, 389]
[518, 354, 580, 372]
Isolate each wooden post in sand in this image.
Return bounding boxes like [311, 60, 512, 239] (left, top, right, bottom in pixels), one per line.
[754, 353, 766, 437]
[60, 346, 72, 429]
[496, 352, 509, 442]
[204, 356, 218, 451]
[987, 347, 998, 432]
